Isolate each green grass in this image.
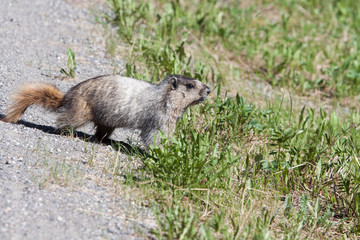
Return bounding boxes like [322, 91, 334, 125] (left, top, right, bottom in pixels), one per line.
[101, 0, 360, 238]
[103, 0, 360, 100]
[60, 48, 77, 78]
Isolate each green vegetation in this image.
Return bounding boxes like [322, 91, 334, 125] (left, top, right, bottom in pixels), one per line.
[102, 0, 360, 238]
[60, 48, 77, 78]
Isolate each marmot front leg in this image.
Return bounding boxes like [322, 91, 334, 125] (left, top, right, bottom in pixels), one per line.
[95, 124, 115, 142]
[140, 129, 161, 148]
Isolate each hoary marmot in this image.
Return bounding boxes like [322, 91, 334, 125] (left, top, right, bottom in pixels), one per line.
[2, 74, 211, 146]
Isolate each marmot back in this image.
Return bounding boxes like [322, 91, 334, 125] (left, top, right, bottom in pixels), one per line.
[3, 74, 211, 147]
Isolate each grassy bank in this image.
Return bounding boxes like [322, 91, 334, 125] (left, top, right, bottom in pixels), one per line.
[101, 0, 360, 238]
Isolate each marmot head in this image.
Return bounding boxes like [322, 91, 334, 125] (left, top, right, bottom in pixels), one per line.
[162, 74, 211, 109]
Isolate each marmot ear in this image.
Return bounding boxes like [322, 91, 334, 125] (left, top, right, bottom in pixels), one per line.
[169, 77, 178, 90]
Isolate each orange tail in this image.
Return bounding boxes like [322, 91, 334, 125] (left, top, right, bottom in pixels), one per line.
[2, 83, 64, 123]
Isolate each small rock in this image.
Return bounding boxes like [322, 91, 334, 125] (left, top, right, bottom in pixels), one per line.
[107, 227, 118, 234]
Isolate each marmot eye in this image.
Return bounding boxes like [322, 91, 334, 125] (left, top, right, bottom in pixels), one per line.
[186, 83, 194, 89]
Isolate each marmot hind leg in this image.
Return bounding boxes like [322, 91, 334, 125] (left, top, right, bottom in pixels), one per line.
[140, 129, 161, 148]
[56, 97, 93, 134]
[56, 113, 91, 131]
[56, 116, 91, 138]
[95, 124, 115, 142]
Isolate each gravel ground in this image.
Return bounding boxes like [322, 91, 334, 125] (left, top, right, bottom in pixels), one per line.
[0, 0, 155, 239]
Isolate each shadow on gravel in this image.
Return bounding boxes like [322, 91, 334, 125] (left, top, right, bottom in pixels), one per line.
[0, 113, 147, 157]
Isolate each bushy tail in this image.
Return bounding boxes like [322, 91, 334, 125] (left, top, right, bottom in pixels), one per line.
[2, 83, 64, 123]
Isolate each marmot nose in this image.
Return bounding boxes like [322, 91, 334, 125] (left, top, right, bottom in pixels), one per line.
[206, 87, 211, 94]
